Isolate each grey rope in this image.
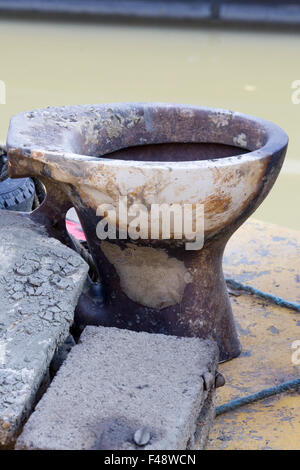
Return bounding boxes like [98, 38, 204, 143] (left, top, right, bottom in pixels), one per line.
[226, 278, 300, 312]
[219, 279, 300, 415]
[216, 378, 300, 416]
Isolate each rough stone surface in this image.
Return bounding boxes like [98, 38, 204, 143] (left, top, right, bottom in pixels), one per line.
[0, 210, 88, 448]
[16, 326, 218, 450]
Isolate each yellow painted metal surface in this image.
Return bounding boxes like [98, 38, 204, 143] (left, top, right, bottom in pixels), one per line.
[208, 391, 300, 450]
[224, 219, 300, 305]
[208, 218, 300, 450]
[218, 294, 300, 402]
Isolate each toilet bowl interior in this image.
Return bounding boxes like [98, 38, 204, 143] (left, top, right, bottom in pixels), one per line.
[99, 142, 249, 163]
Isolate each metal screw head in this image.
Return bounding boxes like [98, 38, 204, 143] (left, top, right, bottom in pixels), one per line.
[133, 427, 151, 447]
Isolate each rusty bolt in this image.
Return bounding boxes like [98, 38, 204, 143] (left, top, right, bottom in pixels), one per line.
[215, 371, 226, 388]
[133, 427, 151, 447]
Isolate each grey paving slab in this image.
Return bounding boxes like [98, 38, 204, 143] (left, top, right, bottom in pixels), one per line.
[0, 210, 88, 448]
[16, 326, 218, 450]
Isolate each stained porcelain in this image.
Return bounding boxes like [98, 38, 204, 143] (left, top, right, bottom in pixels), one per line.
[6, 103, 288, 361]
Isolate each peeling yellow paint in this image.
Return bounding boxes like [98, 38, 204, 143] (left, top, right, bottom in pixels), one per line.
[208, 391, 300, 450]
[224, 218, 300, 305]
[206, 219, 300, 450]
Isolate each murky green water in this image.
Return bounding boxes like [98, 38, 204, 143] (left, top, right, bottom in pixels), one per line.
[0, 19, 299, 229]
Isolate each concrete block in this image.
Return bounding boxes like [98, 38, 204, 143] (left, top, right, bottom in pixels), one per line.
[16, 326, 218, 450]
[0, 210, 88, 448]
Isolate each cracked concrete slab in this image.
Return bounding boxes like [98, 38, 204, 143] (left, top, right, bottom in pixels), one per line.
[16, 326, 218, 450]
[0, 210, 88, 448]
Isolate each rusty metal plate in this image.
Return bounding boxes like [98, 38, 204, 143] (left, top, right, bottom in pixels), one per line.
[217, 293, 300, 403]
[207, 273, 300, 450]
[224, 218, 300, 306]
[208, 391, 300, 450]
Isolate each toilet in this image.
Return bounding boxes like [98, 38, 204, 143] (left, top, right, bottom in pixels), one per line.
[6, 103, 288, 361]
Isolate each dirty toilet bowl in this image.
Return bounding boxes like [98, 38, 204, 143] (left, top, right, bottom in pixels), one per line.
[6, 103, 288, 361]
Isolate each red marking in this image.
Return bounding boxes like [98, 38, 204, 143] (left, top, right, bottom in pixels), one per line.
[66, 219, 86, 241]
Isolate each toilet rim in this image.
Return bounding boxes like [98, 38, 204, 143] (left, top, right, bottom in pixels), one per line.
[7, 102, 288, 172]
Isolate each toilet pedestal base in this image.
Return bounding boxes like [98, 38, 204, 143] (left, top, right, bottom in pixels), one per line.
[73, 228, 241, 363]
